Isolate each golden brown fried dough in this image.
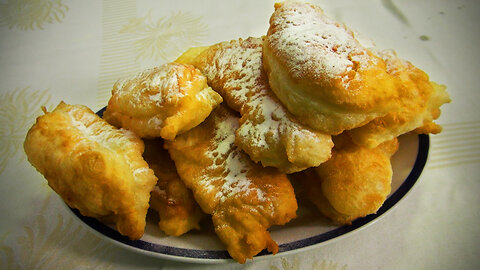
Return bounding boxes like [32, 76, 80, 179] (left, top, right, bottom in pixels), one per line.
[176, 37, 333, 173]
[24, 102, 158, 240]
[263, 2, 403, 134]
[103, 62, 222, 140]
[294, 134, 398, 225]
[347, 50, 451, 148]
[165, 105, 297, 263]
[143, 139, 204, 236]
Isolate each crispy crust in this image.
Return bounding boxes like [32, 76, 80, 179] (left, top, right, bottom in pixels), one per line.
[347, 50, 451, 148]
[176, 37, 333, 173]
[294, 134, 398, 225]
[264, 1, 401, 134]
[103, 62, 222, 140]
[24, 102, 158, 240]
[165, 105, 297, 263]
[143, 139, 205, 237]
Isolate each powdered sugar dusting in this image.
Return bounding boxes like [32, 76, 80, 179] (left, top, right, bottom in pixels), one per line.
[200, 112, 266, 203]
[68, 107, 116, 145]
[267, 1, 370, 81]
[199, 37, 331, 170]
[147, 115, 163, 128]
[237, 95, 284, 149]
[112, 63, 187, 111]
[201, 42, 260, 110]
[201, 38, 290, 150]
[65, 105, 150, 182]
[133, 167, 150, 176]
[376, 49, 411, 75]
[207, 115, 237, 159]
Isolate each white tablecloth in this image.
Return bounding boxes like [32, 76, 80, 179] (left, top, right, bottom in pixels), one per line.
[1, 0, 479, 269]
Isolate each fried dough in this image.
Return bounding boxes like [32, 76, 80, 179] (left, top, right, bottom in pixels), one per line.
[176, 37, 333, 173]
[165, 105, 297, 263]
[347, 50, 451, 148]
[294, 134, 398, 224]
[143, 139, 205, 236]
[103, 62, 222, 140]
[24, 102, 158, 240]
[263, 1, 403, 134]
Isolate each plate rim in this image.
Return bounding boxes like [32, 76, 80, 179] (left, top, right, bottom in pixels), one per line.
[70, 107, 429, 264]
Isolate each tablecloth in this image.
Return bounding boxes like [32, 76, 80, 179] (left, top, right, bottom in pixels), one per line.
[1, 0, 479, 269]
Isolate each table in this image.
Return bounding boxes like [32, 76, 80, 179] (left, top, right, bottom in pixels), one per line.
[1, 0, 479, 269]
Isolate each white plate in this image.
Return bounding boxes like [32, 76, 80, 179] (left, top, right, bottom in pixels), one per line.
[69, 107, 429, 263]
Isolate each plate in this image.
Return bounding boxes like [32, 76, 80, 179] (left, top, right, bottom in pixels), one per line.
[69, 107, 429, 263]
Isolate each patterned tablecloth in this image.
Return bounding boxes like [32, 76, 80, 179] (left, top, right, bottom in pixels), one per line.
[1, 0, 479, 269]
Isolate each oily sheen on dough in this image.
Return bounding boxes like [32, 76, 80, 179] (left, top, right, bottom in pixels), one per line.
[165, 105, 297, 263]
[103, 62, 222, 140]
[176, 37, 333, 173]
[263, 1, 403, 135]
[24, 102, 158, 240]
[294, 134, 398, 224]
[143, 139, 205, 237]
[347, 50, 451, 148]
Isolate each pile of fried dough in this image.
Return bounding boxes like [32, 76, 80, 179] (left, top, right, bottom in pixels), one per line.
[23, 1, 450, 263]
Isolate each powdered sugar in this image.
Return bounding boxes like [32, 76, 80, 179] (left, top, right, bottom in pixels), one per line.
[200, 38, 288, 150]
[200, 112, 266, 203]
[199, 37, 330, 167]
[215, 151, 251, 202]
[68, 107, 114, 145]
[237, 95, 285, 149]
[112, 63, 187, 111]
[206, 115, 237, 159]
[66, 105, 151, 182]
[376, 49, 411, 75]
[267, 1, 370, 81]
[146, 115, 163, 128]
[201, 40, 264, 111]
[133, 167, 151, 176]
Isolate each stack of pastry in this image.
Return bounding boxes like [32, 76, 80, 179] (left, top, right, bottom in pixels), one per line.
[23, 1, 450, 263]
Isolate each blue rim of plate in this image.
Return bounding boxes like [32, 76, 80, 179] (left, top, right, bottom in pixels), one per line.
[70, 106, 429, 261]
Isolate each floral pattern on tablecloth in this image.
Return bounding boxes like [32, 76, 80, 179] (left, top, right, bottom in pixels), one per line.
[0, 0, 68, 30]
[119, 10, 207, 62]
[0, 0, 478, 269]
[0, 195, 116, 270]
[0, 87, 51, 174]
